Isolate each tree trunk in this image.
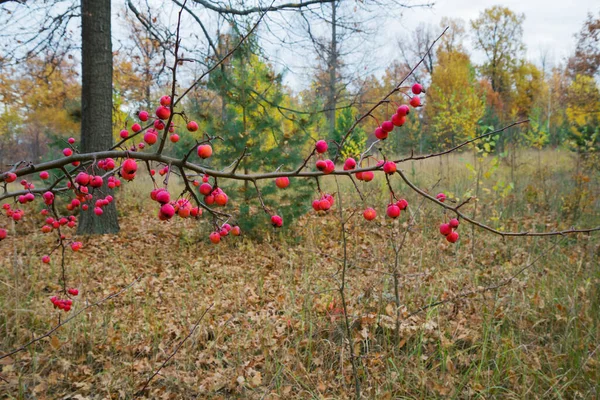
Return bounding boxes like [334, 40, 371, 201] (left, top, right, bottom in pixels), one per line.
[77, 0, 119, 234]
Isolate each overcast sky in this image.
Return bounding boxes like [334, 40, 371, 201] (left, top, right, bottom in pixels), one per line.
[273, 0, 598, 90]
[390, 0, 597, 64]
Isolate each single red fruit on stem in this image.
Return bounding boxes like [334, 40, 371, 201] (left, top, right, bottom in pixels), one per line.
[138, 111, 149, 121]
[187, 121, 199, 132]
[410, 96, 421, 108]
[381, 120, 394, 133]
[209, 231, 221, 244]
[386, 204, 401, 219]
[271, 215, 283, 227]
[375, 127, 388, 140]
[197, 144, 213, 159]
[275, 176, 290, 188]
[439, 223, 452, 236]
[412, 83, 423, 95]
[397, 104, 410, 116]
[363, 207, 377, 221]
[315, 140, 328, 153]
[383, 161, 397, 174]
[446, 231, 459, 243]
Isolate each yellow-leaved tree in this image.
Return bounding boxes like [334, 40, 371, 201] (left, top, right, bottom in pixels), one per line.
[426, 50, 485, 149]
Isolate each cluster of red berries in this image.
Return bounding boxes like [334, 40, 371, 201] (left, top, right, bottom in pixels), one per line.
[121, 159, 138, 181]
[61, 138, 82, 167]
[41, 215, 77, 233]
[50, 289, 78, 312]
[313, 140, 335, 174]
[374, 83, 423, 140]
[440, 218, 460, 243]
[312, 193, 335, 212]
[97, 158, 116, 171]
[93, 195, 114, 216]
[209, 223, 241, 244]
[4, 203, 25, 221]
[386, 198, 409, 219]
[150, 188, 202, 220]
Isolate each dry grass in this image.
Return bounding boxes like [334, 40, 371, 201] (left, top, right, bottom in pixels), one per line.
[1, 148, 599, 399]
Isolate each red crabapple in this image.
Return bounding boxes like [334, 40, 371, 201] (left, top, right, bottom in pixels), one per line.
[1, 228, 9, 240]
[90, 176, 103, 188]
[187, 121, 199, 132]
[324, 160, 335, 174]
[396, 199, 408, 210]
[381, 120, 394, 133]
[231, 226, 241, 236]
[412, 83, 422, 95]
[197, 144, 213, 159]
[312, 199, 320, 211]
[71, 242, 82, 251]
[120, 129, 129, 139]
[121, 159, 138, 181]
[439, 223, 452, 236]
[5, 173, 17, 183]
[362, 171, 374, 182]
[170, 134, 180, 143]
[144, 131, 158, 145]
[446, 231, 459, 243]
[397, 104, 410, 116]
[315, 140, 328, 153]
[75, 172, 91, 186]
[449, 218, 459, 228]
[214, 192, 228, 206]
[363, 207, 377, 221]
[375, 127, 388, 140]
[436, 193, 446, 202]
[410, 96, 421, 108]
[132, 123, 142, 132]
[94, 207, 103, 216]
[316, 160, 327, 171]
[383, 161, 397, 174]
[156, 190, 171, 204]
[63, 148, 73, 157]
[138, 111, 149, 121]
[199, 183, 212, 196]
[40, 171, 49, 180]
[159, 203, 175, 219]
[68, 288, 79, 296]
[209, 231, 221, 244]
[154, 119, 165, 130]
[275, 177, 290, 188]
[160, 95, 171, 106]
[319, 199, 331, 211]
[42, 255, 50, 263]
[343, 158, 357, 171]
[386, 204, 401, 219]
[271, 215, 283, 227]
[155, 106, 171, 120]
[391, 113, 406, 127]
[68, 137, 75, 144]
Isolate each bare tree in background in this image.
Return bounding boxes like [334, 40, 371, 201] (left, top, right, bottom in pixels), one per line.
[567, 11, 600, 79]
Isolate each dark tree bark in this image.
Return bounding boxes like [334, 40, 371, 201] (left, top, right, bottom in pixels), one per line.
[77, 0, 119, 234]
